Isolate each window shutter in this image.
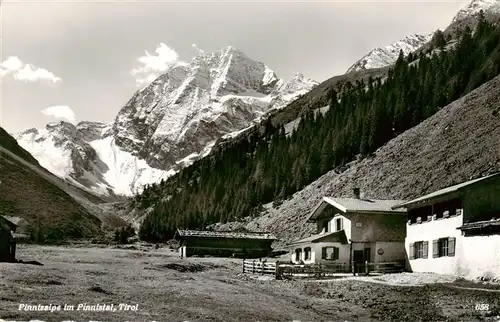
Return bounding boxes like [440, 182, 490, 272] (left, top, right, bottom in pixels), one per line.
[448, 237, 456, 257]
[423, 241, 429, 259]
[432, 239, 439, 258]
[322, 247, 327, 260]
[409, 243, 415, 260]
[334, 247, 339, 260]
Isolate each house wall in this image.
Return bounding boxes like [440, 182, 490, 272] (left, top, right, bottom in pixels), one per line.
[405, 214, 463, 274]
[316, 206, 340, 234]
[350, 213, 407, 242]
[314, 242, 350, 264]
[328, 215, 351, 241]
[317, 211, 345, 234]
[374, 241, 406, 263]
[457, 235, 500, 280]
[290, 242, 350, 265]
[463, 176, 500, 223]
[290, 244, 316, 264]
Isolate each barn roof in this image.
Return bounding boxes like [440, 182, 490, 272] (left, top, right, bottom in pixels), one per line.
[393, 172, 500, 209]
[0, 215, 17, 232]
[307, 197, 406, 222]
[2, 216, 25, 227]
[174, 229, 276, 240]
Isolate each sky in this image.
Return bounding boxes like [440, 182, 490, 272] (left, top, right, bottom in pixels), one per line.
[1, 0, 468, 134]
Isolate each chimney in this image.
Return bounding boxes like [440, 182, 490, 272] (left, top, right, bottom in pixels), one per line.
[353, 187, 361, 199]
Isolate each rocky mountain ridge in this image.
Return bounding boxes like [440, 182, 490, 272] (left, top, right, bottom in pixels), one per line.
[15, 46, 317, 196]
[452, 0, 500, 23]
[346, 33, 432, 73]
[346, 0, 500, 74]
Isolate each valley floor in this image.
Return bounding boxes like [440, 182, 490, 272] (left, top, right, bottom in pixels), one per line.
[0, 244, 499, 322]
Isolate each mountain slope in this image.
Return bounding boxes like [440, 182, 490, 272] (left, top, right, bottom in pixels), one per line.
[217, 73, 500, 248]
[0, 128, 103, 241]
[15, 46, 317, 197]
[346, 33, 432, 73]
[135, 17, 500, 241]
[452, 0, 500, 23]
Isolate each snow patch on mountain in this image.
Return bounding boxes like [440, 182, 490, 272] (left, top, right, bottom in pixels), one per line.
[16, 125, 74, 179]
[88, 136, 174, 196]
[346, 33, 433, 73]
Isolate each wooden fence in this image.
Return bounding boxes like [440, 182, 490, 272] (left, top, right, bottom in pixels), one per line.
[278, 262, 349, 279]
[242, 259, 277, 276]
[242, 260, 405, 279]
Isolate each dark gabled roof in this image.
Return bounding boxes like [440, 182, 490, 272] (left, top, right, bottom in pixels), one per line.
[393, 172, 500, 209]
[174, 229, 276, 240]
[307, 197, 406, 222]
[288, 230, 348, 246]
[457, 218, 500, 231]
[0, 215, 17, 232]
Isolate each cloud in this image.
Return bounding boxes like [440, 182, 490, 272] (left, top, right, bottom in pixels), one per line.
[130, 43, 183, 87]
[0, 56, 62, 83]
[1, 56, 23, 72]
[41, 105, 76, 123]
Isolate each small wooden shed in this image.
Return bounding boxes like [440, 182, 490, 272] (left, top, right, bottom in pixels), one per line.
[0, 215, 17, 262]
[174, 229, 276, 258]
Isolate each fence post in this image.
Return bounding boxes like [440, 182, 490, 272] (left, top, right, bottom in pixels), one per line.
[252, 260, 255, 274]
[242, 259, 245, 273]
[352, 261, 355, 276]
[365, 261, 369, 275]
[275, 261, 281, 280]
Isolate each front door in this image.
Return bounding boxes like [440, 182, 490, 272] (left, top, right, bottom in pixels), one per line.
[353, 250, 364, 273]
[364, 248, 371, 262]
[353, 250, 364, 262]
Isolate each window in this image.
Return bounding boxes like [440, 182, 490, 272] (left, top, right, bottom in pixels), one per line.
[439, 238, 448, 256]
[409, 241, 428, 259]
[415, 242, 423, 259]
[335, 218, 342, 231]
[295, 248, 302, 262]
[322, 220, 329, 233]
[433, 237, 456, 258]
[322, 246, 339, 260]
[304, 247, 311, 261]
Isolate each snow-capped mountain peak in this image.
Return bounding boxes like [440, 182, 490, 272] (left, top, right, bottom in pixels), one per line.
[346, 0, 500, 74]
[16, 45, 317, 197]
[452, 0, 500, 23]
[346, 33, 433, 73]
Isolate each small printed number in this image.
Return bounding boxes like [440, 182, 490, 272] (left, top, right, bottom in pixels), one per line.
[475, 303, 489, 311]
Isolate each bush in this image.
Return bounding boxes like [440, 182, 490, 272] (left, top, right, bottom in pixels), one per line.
[114, 225, 135, 244]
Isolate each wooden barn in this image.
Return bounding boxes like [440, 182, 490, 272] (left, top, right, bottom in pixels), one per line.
[174, 229, 276, 258]
[0, 215, 17, 262]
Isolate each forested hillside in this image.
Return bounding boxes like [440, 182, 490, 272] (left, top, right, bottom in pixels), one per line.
[136, 13, 500, 242]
